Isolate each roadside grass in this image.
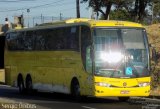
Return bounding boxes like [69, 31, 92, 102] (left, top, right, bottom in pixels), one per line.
[145, 23, 160, 96]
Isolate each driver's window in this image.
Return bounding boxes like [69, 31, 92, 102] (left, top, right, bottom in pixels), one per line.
[86, 46, 92, 73]
[81, 26, 92, 73]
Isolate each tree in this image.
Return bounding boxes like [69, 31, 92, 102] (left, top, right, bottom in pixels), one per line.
[82, 0, 151, 22]
[116, 0, 150, 22]
[82, 0, 126, 20]
[151, 0, 160, 23]
[109, 9, 132, 21]
[134, 0, 149, 22]
[115, 0, 150, 22]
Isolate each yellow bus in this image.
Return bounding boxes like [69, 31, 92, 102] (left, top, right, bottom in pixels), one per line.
[5, 18, 150, 101]
[0, 34, 5, 84]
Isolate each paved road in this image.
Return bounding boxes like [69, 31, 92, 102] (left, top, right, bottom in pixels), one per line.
[0, 85, 158, 109]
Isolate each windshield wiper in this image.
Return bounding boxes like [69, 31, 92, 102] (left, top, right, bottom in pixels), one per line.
[120, 77, 131, 78]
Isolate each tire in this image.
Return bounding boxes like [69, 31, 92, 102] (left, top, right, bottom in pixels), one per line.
[26, 76, 33, 94]
[71, 80, 81, 101]
[118, 97, 130, 102]
[18, 77, 25, 94]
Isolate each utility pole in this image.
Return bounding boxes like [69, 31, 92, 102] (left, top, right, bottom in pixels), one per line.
[41, 14, 43, 24]
[33, 17, 34, 27]
[76, 0, 80, 18]
[52, 16, 54, 22]
[27, 9, 30, 27]
[20, 14, 24, 28]
[60, 13, 62, 20]
[43, 16, 45, 23]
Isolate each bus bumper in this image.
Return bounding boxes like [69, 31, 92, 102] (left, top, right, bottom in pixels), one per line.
[94, 86, 150, 97]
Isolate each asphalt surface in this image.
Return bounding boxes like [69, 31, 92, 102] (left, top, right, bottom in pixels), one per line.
[0, 85, 159, 109]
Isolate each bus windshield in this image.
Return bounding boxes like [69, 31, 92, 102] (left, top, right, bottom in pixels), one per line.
[93, 28, 150, 78]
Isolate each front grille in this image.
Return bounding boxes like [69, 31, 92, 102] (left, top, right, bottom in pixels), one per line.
[110, 85, 139, 88]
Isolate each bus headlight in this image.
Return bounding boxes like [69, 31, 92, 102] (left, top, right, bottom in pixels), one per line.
[95, 82, 111, 87]
[138, 82, 150, 87]
[100, 51, 123, 63]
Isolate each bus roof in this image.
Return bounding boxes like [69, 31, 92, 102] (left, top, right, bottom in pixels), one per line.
[40, 18, 143, 28]
[8, 18, 143, 32]
[65, 18, 143, 28]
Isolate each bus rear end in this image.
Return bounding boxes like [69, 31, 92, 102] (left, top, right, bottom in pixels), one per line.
[0, 35, 5, 83]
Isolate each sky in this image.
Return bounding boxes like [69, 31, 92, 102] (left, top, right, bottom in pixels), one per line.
[0, 0, 90, 27]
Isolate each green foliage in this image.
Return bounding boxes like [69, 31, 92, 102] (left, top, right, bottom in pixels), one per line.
[81, 0, 128, 20]
[151, 63, 160, 89]
[82, 0, 154, 23]
[145, 24, 160, 91]
[109, 9, 133, 21]
[153, 3, 160, 16]
[153, 1, 160, 23]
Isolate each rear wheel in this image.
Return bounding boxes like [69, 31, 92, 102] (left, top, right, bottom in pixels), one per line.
[118, 97, 130, 102]
[18, 77, 25, 94]
[26, 76, 33, 94]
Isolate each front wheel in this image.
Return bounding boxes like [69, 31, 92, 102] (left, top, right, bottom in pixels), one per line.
[118, 97, 130, 102]
[71, 80, 81, 101]
[26, 76, 33, 94]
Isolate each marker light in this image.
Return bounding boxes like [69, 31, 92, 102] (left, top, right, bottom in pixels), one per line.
[138, 82, 150, 87]
[95, 82, 111, 87]
[100, 51, 123, 63]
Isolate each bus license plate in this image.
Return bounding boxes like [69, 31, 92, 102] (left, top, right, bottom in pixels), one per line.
[120, 90, 130, 94]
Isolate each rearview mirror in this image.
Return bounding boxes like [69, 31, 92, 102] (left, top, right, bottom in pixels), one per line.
[152, 48, 159, 63]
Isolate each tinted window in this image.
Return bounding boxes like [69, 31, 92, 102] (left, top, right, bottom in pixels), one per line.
[35, 26, 79, 51]
[7, 32, 18, 50]
[7, 26, 80, 51]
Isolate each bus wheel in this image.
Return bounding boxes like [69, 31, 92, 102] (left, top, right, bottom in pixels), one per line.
[118, 97, 130, 102]
[18, 77, 25, 94]
[71, 79, 81, 101]
[26, 76, 33, 94]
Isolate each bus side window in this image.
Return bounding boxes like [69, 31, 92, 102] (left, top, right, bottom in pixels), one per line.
[7, 32, 18, 51]
[6, 33, 10, 40]
[69, 27, 79, 51]
[17, 32, 25, 50]
[81, 26, 92, 73]
[35, 30, 46, 50]
[24, 31, 35, 51]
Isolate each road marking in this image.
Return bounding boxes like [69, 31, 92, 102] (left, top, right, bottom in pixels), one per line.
[82, 106, 97, 109]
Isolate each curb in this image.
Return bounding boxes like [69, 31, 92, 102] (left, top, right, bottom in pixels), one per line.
[130, 97, 160, 104]
[148, 95, 160, 99]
